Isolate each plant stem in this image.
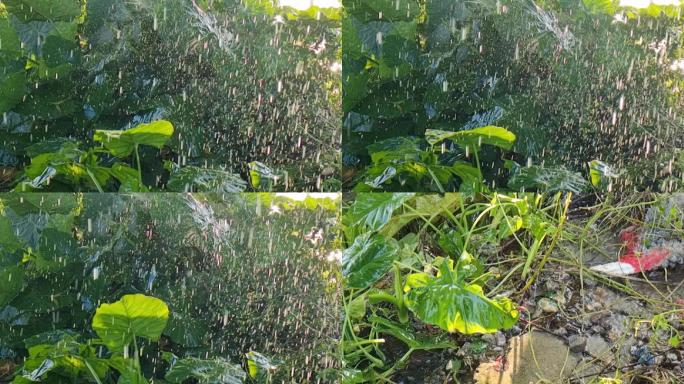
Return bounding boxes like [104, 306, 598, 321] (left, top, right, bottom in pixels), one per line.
[86, 167, 104, 193]
[84, 359, 104, 384]
[135, 144, 143, 187]
[394, 264, 408, 324]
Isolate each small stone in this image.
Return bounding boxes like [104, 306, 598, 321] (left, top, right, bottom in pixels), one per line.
[605, 314, 628, 341]
[568, 335, 587, 353]
[481, 334, 496, 344]
[667, 353, 679, 363]
[537, 297, 559, 314]
[320, 167, 336, 177]
[585, 335, 612, 362]
[494, 332, 506, 347]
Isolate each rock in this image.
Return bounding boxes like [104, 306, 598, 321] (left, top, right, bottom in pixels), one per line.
[320, 167, 336, 177]
[474, 331, 580, 384]
[585, 335, 612, 362]
[605, 314, 629, 341]
[537, 298, 560, 314]
[481, 334, 496, 345]
[667, 352, 679, 363]
[494, 332, 506, 347]
[567, 335, 587, 353]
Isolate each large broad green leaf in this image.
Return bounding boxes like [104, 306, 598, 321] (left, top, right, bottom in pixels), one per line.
[166, 165, 247, 193]
[0, 17, 22, 54]
[93, 120, 174, 158]
[91, 294, 169, 352]
[425, 126, 516, 150]
[343, 233, 399, 289]
[4, 0, 82, 21]
[405, 265, 519, 334]
[0, 266, 25, 306]
[507, 163, 589, 193]
[165, 357, 246, 384]
[0, 69, 26, 114]
[346, 193, 414, 231]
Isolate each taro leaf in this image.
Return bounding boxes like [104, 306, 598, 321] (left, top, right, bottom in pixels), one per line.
[369, 315, 457, 350]
[0, 266, 25, 306]
[0, 214, 22, 255]
[164, 311, 208, 348]
[22, 330, 80, 348]
[425, 126, 516, 150]
[91, 294, 169, 352]
[93, 120, 174, 158]
[364, 166, 396, 189]
[165, 357, 246, 384]
[166, 165, 247, 193]
[106, 355, 147, 384]
[16, 333, 108, 381]
[4, 0, 82, 21]
[405, 265, 519, 334]
[378, 194, 461, 239]
[507, 163, 589, 193]
[108, 163, 148, 192]
[248, 161, 286, 190]
[347, 294, 367, 320]
[367, 136, 424, 164]
[0, 68, 26, 114]
[246, 351, 282, 380]
[589, 159, 620, 188]
[0, 17, 22, 54]
[0, 193, 80, 215]
[346, 193, 414, 231]
[12, 20, 77, 56]
[343, 233, 399, 289]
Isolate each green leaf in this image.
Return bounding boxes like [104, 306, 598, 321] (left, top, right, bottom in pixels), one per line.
[108, 163, 149, 192]
[107, 356, 148, 384]
[165, 357, 246, 384]
[346, 193, 414, 231]
[405, 264, 519, 334]
[0, 265, 24, 306]
[248, 161, 285, 190]
[93, 120, 174, 158]
[0, 68, 26, 114]
[166, 165, 247, 193]
[369, 315, 457, 350]
[91, 294, 169, 352]
[0, 17, 22, 54]
[343, 233, 399, 289]
[507, 163, 589, 193]
[589, 159, 620, 188]
[425, 126, 516, 150]
[245, 351, 281, 380]
[347, 294, 367, 320]
[4, 0, 82, 21]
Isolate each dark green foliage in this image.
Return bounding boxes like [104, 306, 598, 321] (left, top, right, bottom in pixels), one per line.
[343, 0, 684, 192]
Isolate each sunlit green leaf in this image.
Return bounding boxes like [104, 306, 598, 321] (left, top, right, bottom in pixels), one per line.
[405, 264, 519, 334]
[91, 294, 169, 352]
[425, 126, 516, 150]
[93, 120, 174, 158]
